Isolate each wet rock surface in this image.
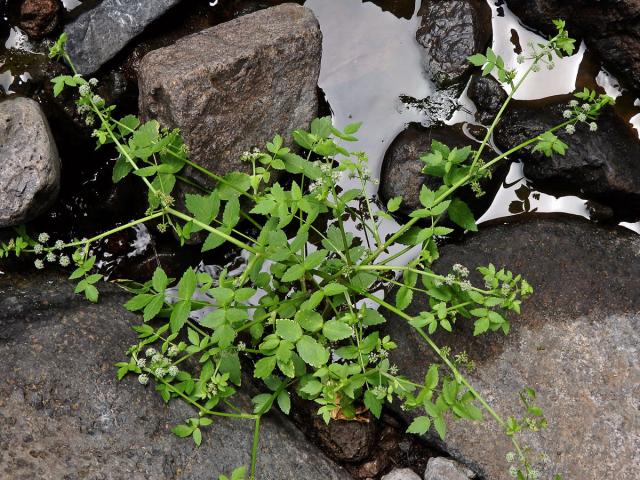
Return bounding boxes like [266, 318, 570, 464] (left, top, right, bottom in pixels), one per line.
[0, 96, 60, 226]
[384, 217, 640, 479]
[505, 0, 640, 91]
[17, 0, 60, 39]
[424, 457, 476, 480]
[0, 271, 351, 480]
[466, 74, 507, 124]
[494, 101, 640, 221]
[416, 0, 491, 88]
[138, 3, 321, 187]
[379, 123, 503, 218]
[64, 0, 184, 74]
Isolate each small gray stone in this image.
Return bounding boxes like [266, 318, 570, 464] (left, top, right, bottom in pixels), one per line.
[0, 96, 60, 226]
[382, 467, 422, 480]
[64, 0, 183, 74]
[0, 271, 351, 480]
[416, 0, 492, 87]
[424, 457, 475, 480]
[138, 3, 321, 188]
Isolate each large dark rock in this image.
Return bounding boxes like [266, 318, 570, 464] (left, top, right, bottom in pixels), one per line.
[505, 0, 640, 91]
[138, 4, 321, 187]
[416, 0, 492, 88]
[0, 271, 351, 480]
[0, 96, 60, 226]
[379, 123, 504, 218]
[494, 99, 640, 221]
[384, 217, 640, 479]
[64, 0, 183, 74]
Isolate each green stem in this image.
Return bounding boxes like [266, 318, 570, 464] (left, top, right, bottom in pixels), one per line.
[166, 207, 260, 255]
[250, 415, 262, 480]
[360, 291, 506, 428]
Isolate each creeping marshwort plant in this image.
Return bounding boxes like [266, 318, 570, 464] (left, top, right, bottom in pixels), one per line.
[0, 21, 613, 480]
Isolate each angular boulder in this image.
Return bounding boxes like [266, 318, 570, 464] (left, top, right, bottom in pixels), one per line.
[505, 0, 640, 91]
[138, 4, 321, 185]
[0, 271, 350, 479]
[494, 100, 640, 221]
[384, 217, 640, 479]
[416, 0, 492, 88]
[379, 123, 504, 218]
[64, 0, 183, 74]
[0, 96, 60, 226]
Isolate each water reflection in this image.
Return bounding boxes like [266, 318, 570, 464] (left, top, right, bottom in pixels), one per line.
[305, 0, 431, 194]
[489, 1, 585, 100]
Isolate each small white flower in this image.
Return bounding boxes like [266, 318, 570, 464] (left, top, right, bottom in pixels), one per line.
[529, 470, 540, 480]
[79, 84, 91, 96]
[151, 353, 163, 364]
[33, 243, 44, 254]
[565, 124, 576, 135]
[54, 239, 64, 250]
[516, 55, 525, 64]
[138, 374, 149, 385]
[168, 365, 179, 377]
[89, 78, 98, 86]
[154, 367, 165, 378]
[237, 341, 246, 352]
[577, 113, 587, 122]
[38, 232, 50, 243]
[389, 364, 398, 375]
[506, 451, 515, 463]
[531, 63, 541, 73]
[582, 103, 591, 111]
[569, 100, 579, 107]
[145, 348, 157, 358]
[460, 280, 472, 291]
[509, 466, 518, 478]
[59, 255, 70, 267]
[546, 61, 555, 70]
[589, 122, 598, 132]
[136, 358, 147, 368]
[92, 94, 103, 105]
[379, 349, 388, 359]
[46, 252, 56, 263]
[452, 263, 469, 277]
[77, 104, 90, 114]
[167, 345, 179, 357]
[34, 259, 44, 270]
[562, 110, 572, 119]
[444, 274, 456, 285]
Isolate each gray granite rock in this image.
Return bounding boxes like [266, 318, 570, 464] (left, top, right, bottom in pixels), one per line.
[0, 271, 350, 480]
[384, 217, 640, 479]
[64, 0, 183, 74]
[382, 467, 422, 480]
[416, 0, 492, 87]
[0, 96, 60, 226]
[424, 457, 475, 480]
[138, 3, 321, 188]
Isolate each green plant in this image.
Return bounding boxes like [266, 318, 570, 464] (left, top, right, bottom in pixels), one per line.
[2, 23, 613, 480]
